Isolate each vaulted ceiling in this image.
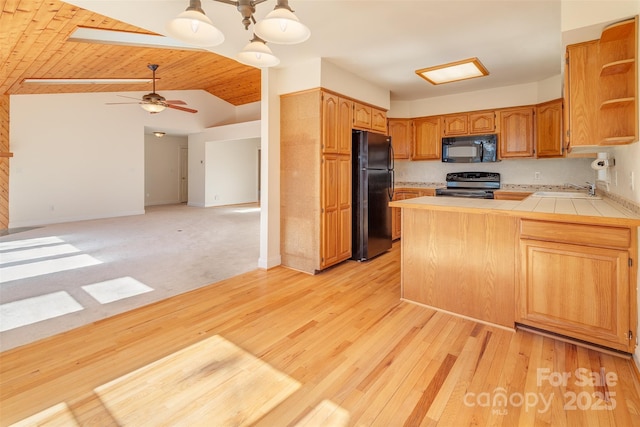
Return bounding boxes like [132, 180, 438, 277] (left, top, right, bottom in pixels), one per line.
[1, 0, 261, 106]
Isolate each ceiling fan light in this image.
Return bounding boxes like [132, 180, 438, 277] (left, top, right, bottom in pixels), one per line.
[166, 9, 224, 47]
[236, 38, 280, 68]
[141, 103, 167, 113]
[254, 8, 310, 45]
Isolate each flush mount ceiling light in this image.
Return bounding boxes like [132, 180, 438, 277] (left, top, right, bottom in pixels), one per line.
[153, 131, 166, 137]
[166, 0, 309, 67]
[416, 57, 489, 85]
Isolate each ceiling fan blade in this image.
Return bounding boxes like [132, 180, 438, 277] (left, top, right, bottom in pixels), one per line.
[117, 94, 142, 101]
[165, 100, 187, 105]
[167, 104, 198, 114]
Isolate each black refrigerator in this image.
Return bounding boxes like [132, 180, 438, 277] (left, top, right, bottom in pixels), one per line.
[351, 130, 394, 261]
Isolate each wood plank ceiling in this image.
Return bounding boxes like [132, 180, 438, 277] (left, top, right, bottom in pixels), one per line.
[1, 0, 262, 106]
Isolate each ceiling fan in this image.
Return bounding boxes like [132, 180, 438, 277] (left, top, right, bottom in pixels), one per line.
[106, 64, 198, 114]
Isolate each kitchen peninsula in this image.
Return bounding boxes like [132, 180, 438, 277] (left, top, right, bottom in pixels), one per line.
[390, 194, 640, 353]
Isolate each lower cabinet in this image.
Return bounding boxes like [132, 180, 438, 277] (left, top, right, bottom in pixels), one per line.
[517, 219, 635, 352]
[493, 191, 532, 201]
[392, 188, 435, 240]
[321, 154, 352, 269]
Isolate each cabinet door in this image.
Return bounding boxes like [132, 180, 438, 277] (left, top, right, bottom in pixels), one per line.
[518, 239, 631, 351]
[322, 92, 339, 153]
[391, 189, 421, 240]
[565, 41, 600, 148]
[353, 103, 372, 130]
[443, 114, 467, 136]
[371, 108, 388, 133]
[388, 119, 412, 159]
[412, 116, 441, 160]
[536, 98, 564, 157]
[321, 155, 340, 268]
[498, 107, 535, 158]
[469, 111, 495, 134]
[337, 155, 352, 261]
[337, 97, 353, 155]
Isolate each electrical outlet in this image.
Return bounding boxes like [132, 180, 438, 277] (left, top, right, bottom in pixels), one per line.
[534, 171, 541, 180]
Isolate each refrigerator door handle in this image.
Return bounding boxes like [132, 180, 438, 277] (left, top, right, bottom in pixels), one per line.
[388, 142, 394, 171]
[388, 169, 395, 200]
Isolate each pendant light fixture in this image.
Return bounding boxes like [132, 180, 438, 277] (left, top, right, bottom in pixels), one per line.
[254, 0, 310, 45]
[236, 34, 280, 68]
[167, 0, 310, 67]
[166, 0, 225, 47]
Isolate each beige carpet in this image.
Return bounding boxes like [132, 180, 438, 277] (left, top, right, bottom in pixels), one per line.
[0, 203, 260, 351]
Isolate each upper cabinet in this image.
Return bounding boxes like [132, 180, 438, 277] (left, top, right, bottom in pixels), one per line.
[598, 16, 638, 145]
[387, 119, 412, 159]
[443, 111, 496, 136]
[412, 116, 441, 160]
[565, 15, 638, 150]
[535, 98, 564, 158]
[498, 107, 535, 158]
[353, 102, 388, 134]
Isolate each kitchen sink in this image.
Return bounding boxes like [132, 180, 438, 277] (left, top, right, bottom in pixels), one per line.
[532, 191, 601, 199]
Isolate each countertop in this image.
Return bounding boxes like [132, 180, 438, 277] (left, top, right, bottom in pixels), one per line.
[389, 194, 640, 227]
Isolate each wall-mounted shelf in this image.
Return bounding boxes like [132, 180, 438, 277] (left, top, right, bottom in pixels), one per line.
[600, 59, 635, 76]
[600, 97, 635, 109]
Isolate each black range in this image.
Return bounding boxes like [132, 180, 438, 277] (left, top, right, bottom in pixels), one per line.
[435, 172, 500, 199]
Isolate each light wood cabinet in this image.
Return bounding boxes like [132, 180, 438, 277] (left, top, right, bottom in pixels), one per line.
[564, 16, 637, 149]
[517, 219, 635, 352]
[443, 111, 496, 136]
[535, 98, 564, 158]
[442, 114, 468, 136]
[412, 116, 441, 160]
[321, 154, 351, 268]
[498, 106, 535, 158]
[353, 102, 387, 134]
[387, 119, 412, 159]
[565, 41, 600, 149]
[598, 16, 638, 145]
[493, 191, 532, 201]
[280, 89, 353, 274]
[391, 188, 422, 240]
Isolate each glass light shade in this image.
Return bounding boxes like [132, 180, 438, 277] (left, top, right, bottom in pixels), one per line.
[141, 103, 167, 113]
[254, 8, 310, 45]
[236, 40, 280, 68]
[166, 10, 224, 47]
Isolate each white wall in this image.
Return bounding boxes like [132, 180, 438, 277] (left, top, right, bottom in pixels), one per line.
[144, 134, 188, 206]
[9, 93, 146, 227]
[8, 90, 251, 227]
[203, 138, 260, 207]
[188, 120, 262, 208]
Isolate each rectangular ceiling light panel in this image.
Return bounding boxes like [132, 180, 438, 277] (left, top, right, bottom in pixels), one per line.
[416, 57, 489, 85]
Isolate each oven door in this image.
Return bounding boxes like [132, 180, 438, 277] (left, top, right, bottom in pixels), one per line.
[435, 188, 494, 199]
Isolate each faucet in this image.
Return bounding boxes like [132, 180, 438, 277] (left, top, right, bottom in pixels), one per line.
[565, 182, 596, 196]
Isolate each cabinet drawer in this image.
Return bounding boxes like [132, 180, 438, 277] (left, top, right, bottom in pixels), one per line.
[519, 219, 631, 249]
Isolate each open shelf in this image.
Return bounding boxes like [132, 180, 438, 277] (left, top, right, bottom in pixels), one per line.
[600, 59, 635, 76]
[600, 18, 635, 43]
[600, 97, 635, 109]
[600, 136, 637, 145]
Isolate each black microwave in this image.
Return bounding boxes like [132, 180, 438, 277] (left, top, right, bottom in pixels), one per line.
[442, 134, 498, 163]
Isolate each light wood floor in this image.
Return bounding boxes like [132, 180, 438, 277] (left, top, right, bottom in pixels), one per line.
[2, 243, 640, 426]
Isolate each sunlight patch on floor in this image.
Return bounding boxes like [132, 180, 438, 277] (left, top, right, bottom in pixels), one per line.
[0, 236, 64, 251]
[294, 399, 351, 426]
[0, 244, 80, 265]
[0, 254, 102, 283]
[0, 291, 83, 332]
[12, 335, 301, 426]
[82, 277, 154, 304]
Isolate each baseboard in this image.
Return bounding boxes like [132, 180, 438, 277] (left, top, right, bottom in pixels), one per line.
[258, 255, 282, 270]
